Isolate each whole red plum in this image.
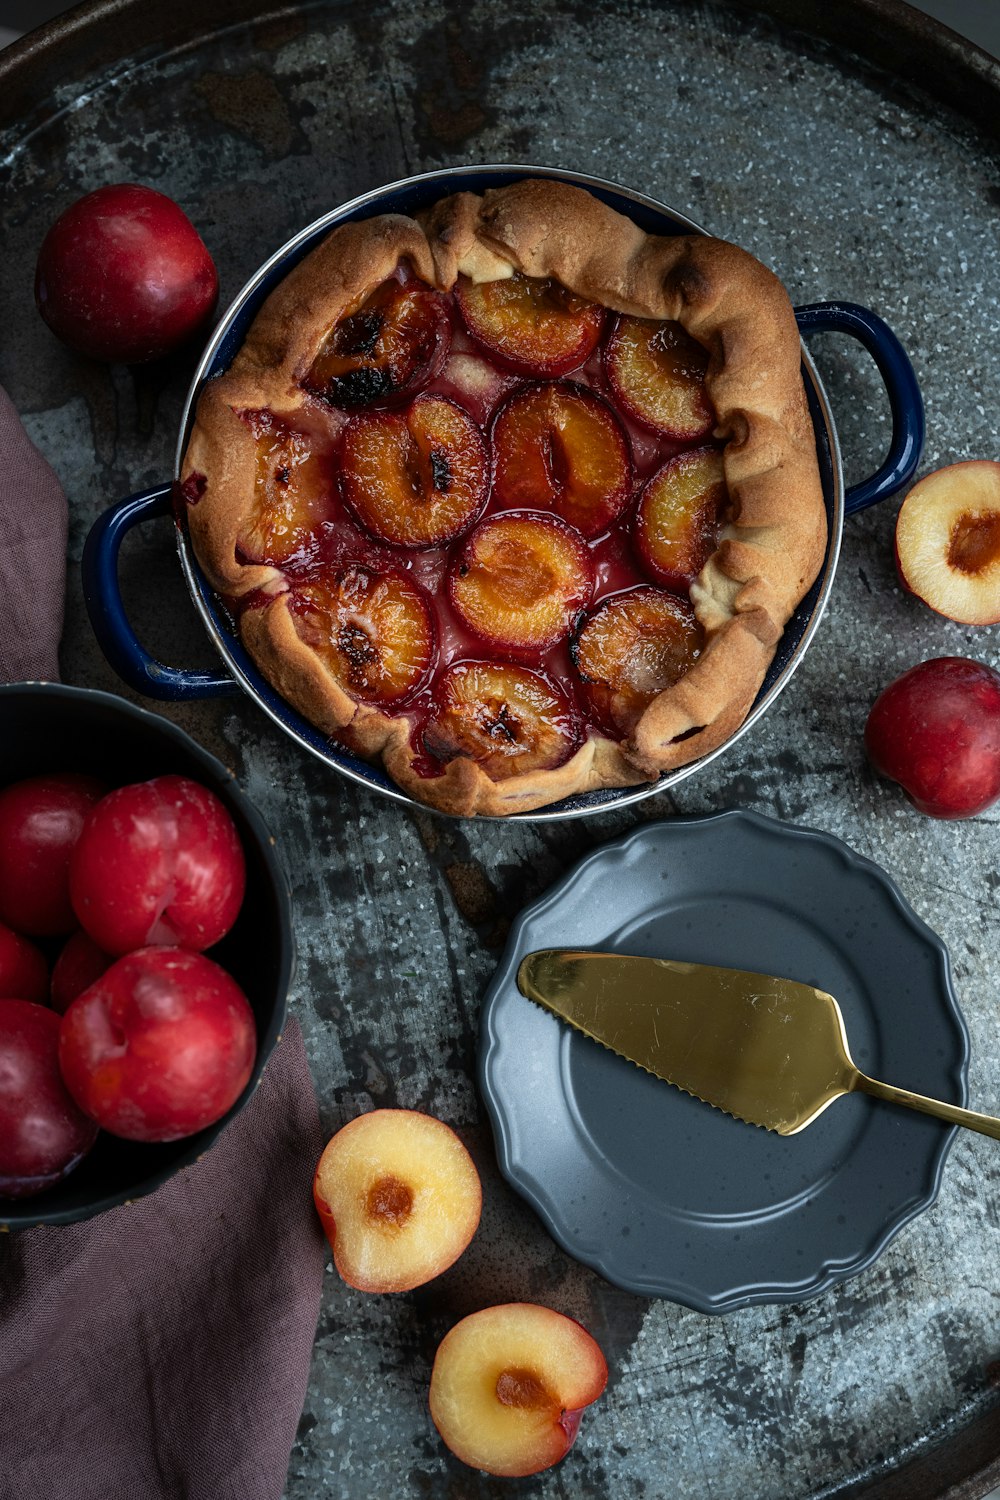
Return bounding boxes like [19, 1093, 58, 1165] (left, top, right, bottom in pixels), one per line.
[864, 656, 1000, 818]
[0, 773, 107, 936]
[69, 775, 246, 955]
[59, 948, 257, 1142]
[50, 930, 112, 1015]
[0, 999, 98, 1197]
[0, 922, 48, 1005]
[34, 184, 218, 364]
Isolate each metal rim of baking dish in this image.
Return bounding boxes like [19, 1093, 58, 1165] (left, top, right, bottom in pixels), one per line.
[81, 163, 923, 819]
[0, 681, 293, 1231]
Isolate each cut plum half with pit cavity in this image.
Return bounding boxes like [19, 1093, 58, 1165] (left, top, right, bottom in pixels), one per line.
[572, 586, 703, 735]
[491, 381, 633, 539]
[455, 272, 604, 378]
[894, 460, 1000, 625]
[313, 1109, 482, 1293]
[429, 1303, 608, 1478]
[239, 409, 334, 566]
[287, 563, 436, 705]
[449, 511, 594, 655]
[605, 314, 714, 440]
[634, 445, 726, 589]
[340, 394, 489, 548]
[424, 662, 583, 780]
[305, 278, 450, 408]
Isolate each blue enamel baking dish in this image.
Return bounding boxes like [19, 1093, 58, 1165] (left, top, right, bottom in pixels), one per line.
[82, 165, 925, 820]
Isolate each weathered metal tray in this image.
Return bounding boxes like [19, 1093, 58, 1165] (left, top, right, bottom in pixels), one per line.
[2, 2, 999, 1496]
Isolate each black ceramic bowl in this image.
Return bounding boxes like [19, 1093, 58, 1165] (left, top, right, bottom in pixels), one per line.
[0, 683, 292, 1230]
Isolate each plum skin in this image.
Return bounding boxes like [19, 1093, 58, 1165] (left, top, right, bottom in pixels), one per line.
[35, 183, 218, 364]
[0, 772, 106, 937]
[864, 657, 1000, 818]
[58, 947, 257, 1142]
[69, 775, 246, 955]
[50, 931, 111, 1015]
[0, 922, 49, 1006]
[0, 999, 98, 1197]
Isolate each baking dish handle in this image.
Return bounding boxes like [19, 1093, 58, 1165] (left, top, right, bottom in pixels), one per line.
[795, 301, 924, 515]
[82, 483, 241, 700]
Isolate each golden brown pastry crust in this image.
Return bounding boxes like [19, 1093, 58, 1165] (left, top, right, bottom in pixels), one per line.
[180, 180, 826, 816]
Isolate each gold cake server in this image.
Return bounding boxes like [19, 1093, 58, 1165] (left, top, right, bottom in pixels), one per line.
[517, 949, 1000, 1139]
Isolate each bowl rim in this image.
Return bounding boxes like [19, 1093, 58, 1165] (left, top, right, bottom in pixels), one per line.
[171, 164, 844, 821]
[0, 680, 294, 1230]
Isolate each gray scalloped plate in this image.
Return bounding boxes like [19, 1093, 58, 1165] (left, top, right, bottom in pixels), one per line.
[478, 811, 969, 1313]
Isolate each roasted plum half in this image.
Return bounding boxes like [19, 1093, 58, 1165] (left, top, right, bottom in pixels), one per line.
[238, 410, 334, 567]
[286, 563, 435, 705]
[449, 512, 594, 656]
[491, 382, 633, 539]
[305, 278, 450, 408]
[340, 394, 488, 548]
[423, 662, 582, 780]
[455, 272, 604, 378]
[634, 445, 726, 589]
[572, 586, 703, 736]
[605, 315, 714, 441]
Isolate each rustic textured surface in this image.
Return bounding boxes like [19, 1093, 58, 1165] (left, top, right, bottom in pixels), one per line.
[2, 2, 1000, 1496]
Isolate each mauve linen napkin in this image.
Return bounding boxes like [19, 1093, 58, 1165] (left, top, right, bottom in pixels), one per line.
[0, 387, 326, 1500]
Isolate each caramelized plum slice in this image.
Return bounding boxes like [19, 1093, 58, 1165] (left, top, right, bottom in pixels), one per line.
[305, 279, 450, 408]
[239, 410, 333, 566]
[634, 446, 726, 589]
[455, 272, 604, 378]
[449, 512, 594, 655]
[605, 315, 714, 440]
[288, 563, 435, 705]
[341, 394, 488, 548]
[491, 382, 633, 539]
[572, 587, 703, 735]
[424, 662, 582, 780]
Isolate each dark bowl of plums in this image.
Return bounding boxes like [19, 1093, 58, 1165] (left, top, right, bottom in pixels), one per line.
[82, 164, 924, 820]
[0, 682, 292, 1229]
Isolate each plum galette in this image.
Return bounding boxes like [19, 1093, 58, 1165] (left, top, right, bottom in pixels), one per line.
[180, 179, 826, 816]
